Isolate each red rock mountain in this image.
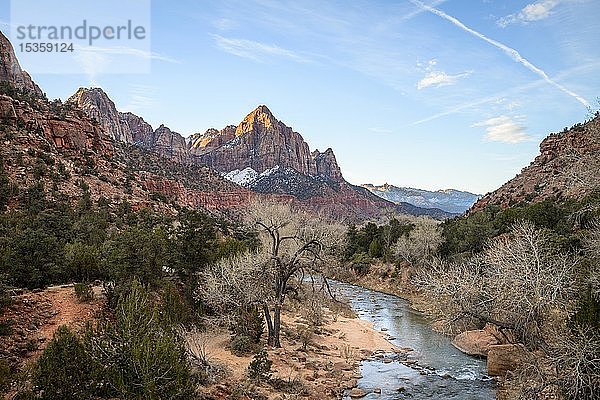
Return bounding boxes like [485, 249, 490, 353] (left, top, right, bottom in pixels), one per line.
[0, 31, 448, 220]
[186, 105, 452, 218]
[472, 115, 600, 211]
[67, 87, 190, 163]
[189, 105, 343, 182]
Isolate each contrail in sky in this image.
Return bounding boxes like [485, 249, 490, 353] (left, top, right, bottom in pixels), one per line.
[408, 0, 590, 108]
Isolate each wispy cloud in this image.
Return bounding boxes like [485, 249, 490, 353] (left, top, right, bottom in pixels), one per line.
[415, 58, 472, 89]
[408, 0, 590, 108]
[473, 115, 532, 143]
[417, 70, 471, 89]
[75, 46, 180, 84]
[213, 18, 237, 31]
[498, 0, 561, 27]
[213, 34, 311, 63]
[411, 80, 541, 126]
[411, 60, 600, 126]
[122, 84, 158, 114]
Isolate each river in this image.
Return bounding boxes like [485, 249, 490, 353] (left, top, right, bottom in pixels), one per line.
[331, 281, 496, 400]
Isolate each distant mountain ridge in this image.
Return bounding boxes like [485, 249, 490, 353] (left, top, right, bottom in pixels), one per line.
[362, 183, 480, 214]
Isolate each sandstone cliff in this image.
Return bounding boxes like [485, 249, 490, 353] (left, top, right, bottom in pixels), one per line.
[313, 148, 343, 181]
[0, 30, 448, 221]
[152, 124, 190, 163]
[67, 87, 134, 143]
[0, 91, 252, 217]
[0, 31, 43, 96]
[121, 111, 154, 147]
[195, 105, 454, 219]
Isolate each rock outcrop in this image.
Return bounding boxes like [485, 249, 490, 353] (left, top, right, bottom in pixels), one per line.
[151, 124, 189, 163]
[190, 105, 344, 182]
[0, 94, 105, 152]
[121, 111, 154, 147]
[472, 116, 600, 211]
[313, 148, 343, 181]
[452, 327, 501, 357]
[0, 31, 43, 96]
[67, 87, 190, 162]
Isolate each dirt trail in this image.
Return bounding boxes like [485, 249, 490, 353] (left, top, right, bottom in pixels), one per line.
[35, 285, 103, 347]
[0, 285, 104, 364]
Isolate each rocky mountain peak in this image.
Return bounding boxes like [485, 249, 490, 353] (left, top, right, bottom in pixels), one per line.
[70, 87, 110, 103]
[65, 87, 191, 163]
[68, 87, 115, 115]
[190, 105, 345, 183]
[312, 148, 343, 181]
[189, 127, 233, 150]
[236, 104, 278, 136]
[0, 31, 43, 96]
[67, 87, 134, 143]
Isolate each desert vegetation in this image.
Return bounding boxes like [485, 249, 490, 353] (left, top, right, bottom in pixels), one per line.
[0, 180, 251, 398]
[0, 185, 354, 398]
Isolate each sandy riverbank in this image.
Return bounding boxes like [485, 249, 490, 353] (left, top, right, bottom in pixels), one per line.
[200, 306, 403, 399]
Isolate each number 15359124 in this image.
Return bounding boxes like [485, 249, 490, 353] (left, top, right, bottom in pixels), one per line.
[18, 42, 74, 52]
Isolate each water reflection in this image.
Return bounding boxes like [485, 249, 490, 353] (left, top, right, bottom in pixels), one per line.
[332, 281, 496, 400]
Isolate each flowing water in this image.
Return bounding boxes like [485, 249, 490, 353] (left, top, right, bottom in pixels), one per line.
[331, 281, 496, 400]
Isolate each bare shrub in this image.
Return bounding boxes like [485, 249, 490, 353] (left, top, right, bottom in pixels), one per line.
[417, 221, 577, 347]
[184, 327, 228, 385]
[340, 344, 356, 362]
[552, 326, 600, 400]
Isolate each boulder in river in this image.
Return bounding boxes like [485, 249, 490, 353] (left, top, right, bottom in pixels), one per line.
[487, 344, 528, 376]
[452, 328, 500, 357]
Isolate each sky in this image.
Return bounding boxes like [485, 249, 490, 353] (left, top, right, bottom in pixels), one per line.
[1, 0, 599, 194]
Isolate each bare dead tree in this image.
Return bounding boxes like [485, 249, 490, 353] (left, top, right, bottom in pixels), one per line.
[583, 221, 600, 299]
[202, 201, 345, 347]
[202, 251, 271, 315]
[394, 217, 443, 267]
[417, 219, 600, 399]
[550, 325, 600, 400]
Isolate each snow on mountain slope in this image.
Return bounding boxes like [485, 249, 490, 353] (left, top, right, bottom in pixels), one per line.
[223, 167, 259, 187]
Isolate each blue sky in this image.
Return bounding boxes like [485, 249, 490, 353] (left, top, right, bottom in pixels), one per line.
[2, 0, 599, 194]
